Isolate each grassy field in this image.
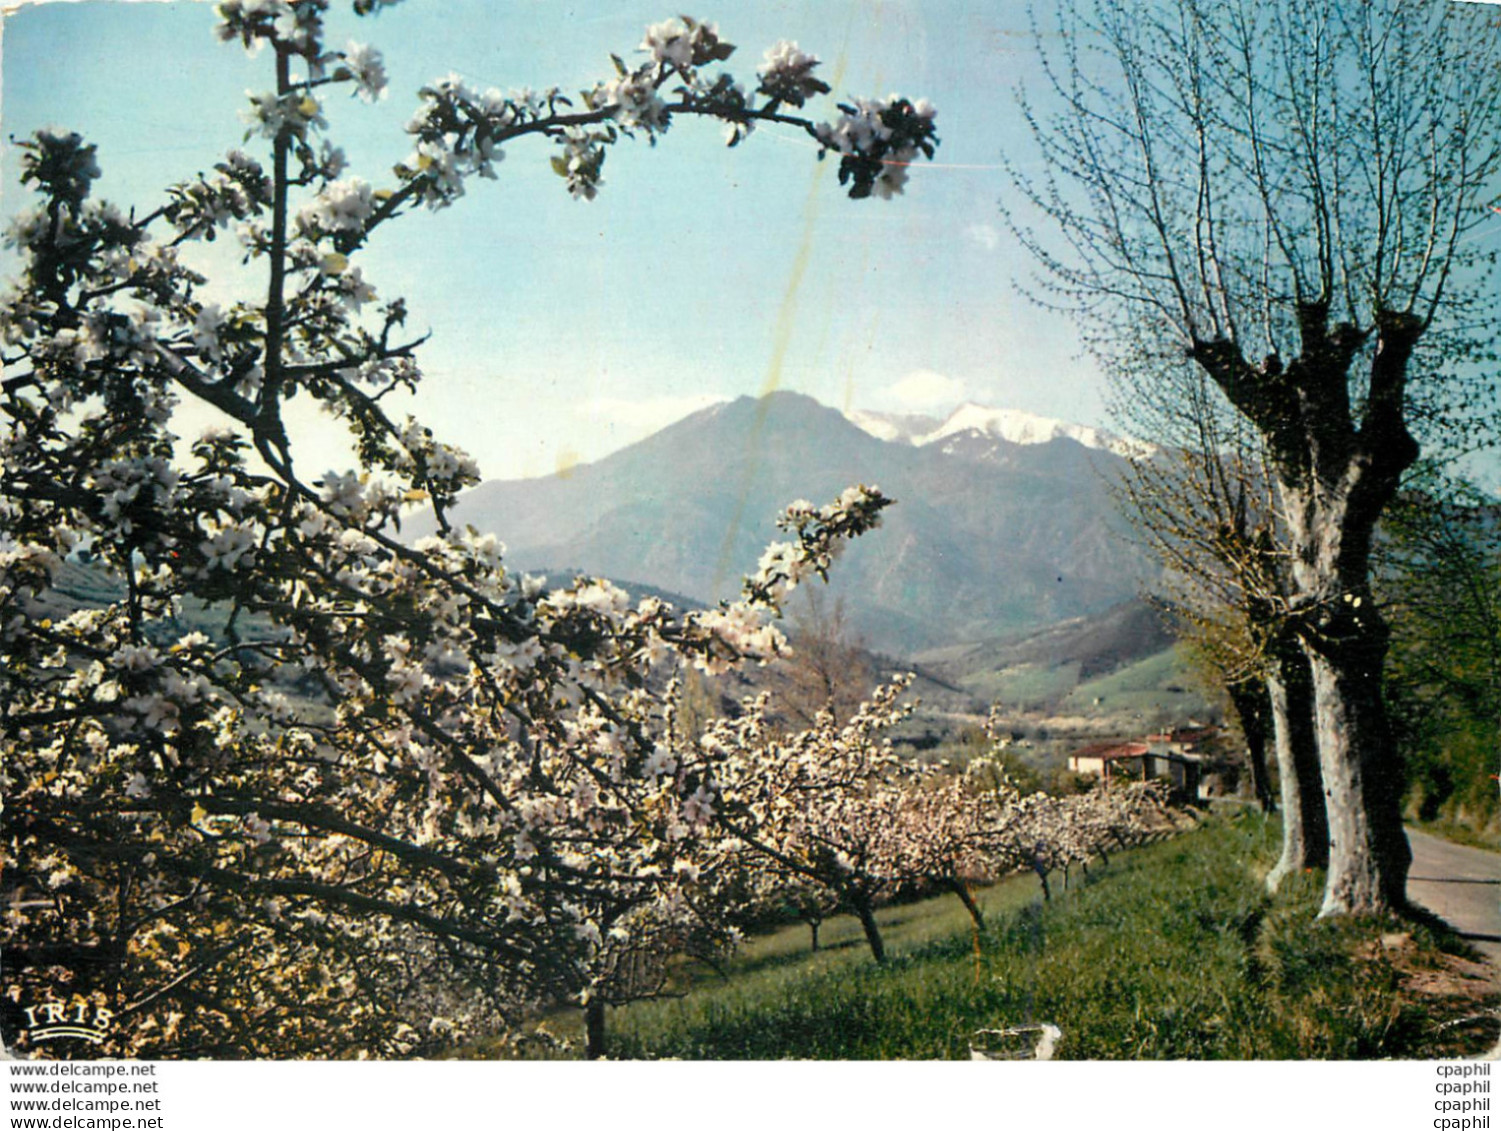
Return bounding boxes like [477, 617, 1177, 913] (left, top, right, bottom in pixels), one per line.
[1059, 648, 1210, 719]
[1407, 817, 1501, 854]
[952, 661, 1081, 708]
[940, 645, 1213, 733]
[581, 814, 1497, 1060]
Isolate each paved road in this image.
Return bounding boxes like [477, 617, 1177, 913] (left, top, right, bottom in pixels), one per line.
[1407, 828, 1501, 967]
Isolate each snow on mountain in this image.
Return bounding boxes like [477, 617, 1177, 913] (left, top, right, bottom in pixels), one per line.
[844, 408, 943, 445]
[846, 402, 1157, 460]
[438, 391, 1153, 655]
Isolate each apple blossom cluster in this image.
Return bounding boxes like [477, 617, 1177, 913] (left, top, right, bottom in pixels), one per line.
[744, 485, 890, 606]
[216, 0, 339, 60]
[1, 2, 939, 1060]
[243, 90, 329, 141]
[15, 128, 101, 207]
[816, 96, 939, 200]
[757, 41, 831, 109]
[164, 149, 273, 242]
[340, 40, 389, 103]
[640, 17, 736, 72]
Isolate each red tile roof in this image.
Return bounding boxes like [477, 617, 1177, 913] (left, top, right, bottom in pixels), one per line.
[1069, 741, 1149, 761]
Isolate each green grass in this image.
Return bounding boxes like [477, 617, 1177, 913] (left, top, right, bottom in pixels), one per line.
[503, 870, 1054, 1057]
[597, 815, 1493, 1060]
[1060, 648, 1210, 719]
[954, 647, 1214, 722]
[1407, 817, 1501, 854]
[959, 661, 1083, 709]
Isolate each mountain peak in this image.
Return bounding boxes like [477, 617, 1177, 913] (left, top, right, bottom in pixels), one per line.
[846, 401, 1156, 460]
[434, 386, 1153, 655]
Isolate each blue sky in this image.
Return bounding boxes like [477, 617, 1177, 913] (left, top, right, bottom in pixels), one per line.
[0, 0, 1104, 480]
[4, 1, 1496, 492]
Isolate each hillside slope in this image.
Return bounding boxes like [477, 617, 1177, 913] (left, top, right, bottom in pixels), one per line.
[435, 391, 1157, 654]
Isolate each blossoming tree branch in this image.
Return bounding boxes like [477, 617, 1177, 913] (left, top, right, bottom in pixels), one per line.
[0, 0, 938, 1059]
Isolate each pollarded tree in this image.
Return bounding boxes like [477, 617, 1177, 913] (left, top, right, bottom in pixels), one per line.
[1112, 361, 1327, 884]
[0, 1, 938, 1058]
[1010, 0, 1501, 914]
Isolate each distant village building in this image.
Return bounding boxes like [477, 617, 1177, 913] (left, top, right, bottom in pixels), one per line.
[1067, 725, 1222, 803]
[1146, 725, 1220, 752]
[1066, 741, 1150, 781]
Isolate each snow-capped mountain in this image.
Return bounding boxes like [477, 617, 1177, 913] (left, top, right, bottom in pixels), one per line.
[432, 391, 1155, 655]
[843, 408, 943, 445]
[847, 402, 1158, 461]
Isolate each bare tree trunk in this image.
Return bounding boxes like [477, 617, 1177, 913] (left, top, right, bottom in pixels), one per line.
[948, 877, 984, 932]
[1228, 677, 1275, 812]
[1266, 646, 1327, 891]
[584, 999, 607, 1061]
[1305, 609, 1411, 915]
[1272, 337, 1410, 919]
[1190, 307, 1423, 917]
[1033, 861, 1052, 902]
[808, 918, 821, 953]
[849, 891, 886, 964]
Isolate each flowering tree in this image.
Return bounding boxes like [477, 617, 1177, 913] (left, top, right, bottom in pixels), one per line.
[966, 728, 1171, 901]
[695, 677, 924, 964]
[1066, 779, 1173, 867]
[688, 685, 1175, 972]
[0, 1, 938, 1059]
[890, 772, 992, 929]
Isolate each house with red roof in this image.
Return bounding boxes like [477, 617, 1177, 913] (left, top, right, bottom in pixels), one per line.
[1068, 724, 1223, 801]
[1066, 740, 1151, 782]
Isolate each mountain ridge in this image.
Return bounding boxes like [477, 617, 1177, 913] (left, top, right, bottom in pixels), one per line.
[432, 390, 1156, 655]
[846, 401, 1157, 461]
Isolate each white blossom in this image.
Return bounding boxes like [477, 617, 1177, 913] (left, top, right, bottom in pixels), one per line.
[757, 40, 826, 106]
[191, 303, 227, 361]
[317, 469, 366, 517]
[596, 74, 667, 131]
[681, 785, 716, 829]
[241, 90, 325, 140]
[342, 41, 388, 102]
[200, 525, 257, 571]
[403, 139, 465, 206]
[300, 177, 375, 233]
[641, 18, 695, 68]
